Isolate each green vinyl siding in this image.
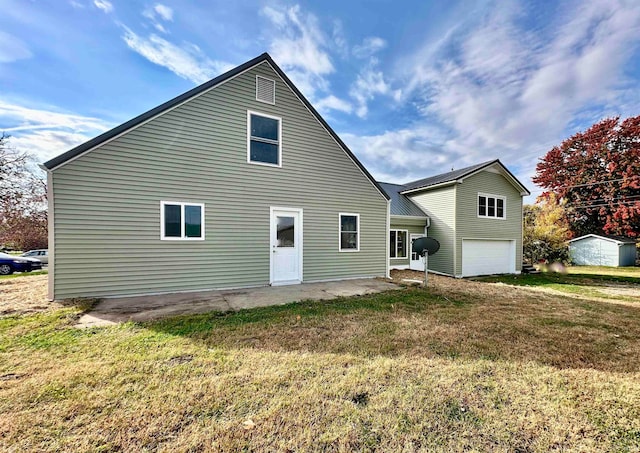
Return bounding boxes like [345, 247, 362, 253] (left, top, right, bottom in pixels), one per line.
[407, 187, 456, 275]
[389, 218, 427, 267]
[455, 170, 523, 276]
[51, 62, 387, 299]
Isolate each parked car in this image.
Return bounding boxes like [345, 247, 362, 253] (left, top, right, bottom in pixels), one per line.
[21, 249, 49, 265]
[0, 252, 43, 275]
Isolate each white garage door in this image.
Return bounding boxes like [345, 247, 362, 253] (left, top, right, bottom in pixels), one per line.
[462, 240, 515, 277]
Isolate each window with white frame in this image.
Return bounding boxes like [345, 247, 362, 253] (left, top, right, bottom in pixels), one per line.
[478, 193, 505, 219]
[389, 230, 408, 258]
[248, 111, 281, 166]
[339, 213, 359, 251]
[161, 201, 204, 240]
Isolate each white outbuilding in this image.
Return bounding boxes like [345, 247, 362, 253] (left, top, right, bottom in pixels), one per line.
[569, 234, 637, 267]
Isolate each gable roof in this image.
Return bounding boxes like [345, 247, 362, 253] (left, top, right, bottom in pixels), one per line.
[401, 159, 530, 196]
[42, 53, 389, 201]
[378, 182, 428, 217]
[568, 234, 637, 245]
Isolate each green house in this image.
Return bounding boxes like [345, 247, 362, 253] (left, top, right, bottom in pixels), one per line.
[41, 53, 390, 300]
[380, 160, 530, 277]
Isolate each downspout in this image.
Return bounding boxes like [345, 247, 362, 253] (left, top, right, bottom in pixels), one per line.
[453, 183, 459, 277]
[386, 199, 391, 279]
[38, 164, 55, 301]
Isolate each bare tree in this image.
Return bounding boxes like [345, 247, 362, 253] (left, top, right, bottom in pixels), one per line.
[0, 134, 48, 251]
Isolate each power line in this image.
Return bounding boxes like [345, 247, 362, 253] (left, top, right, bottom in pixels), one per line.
[529, 175, 640, 193]
[567, 200, 640, 210]
[562, 195, 640, 205]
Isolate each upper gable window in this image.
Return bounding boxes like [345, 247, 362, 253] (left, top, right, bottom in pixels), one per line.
[478, 193, 505, 219]
[247, 111, 281, 167]
[256, 76, 275, 104]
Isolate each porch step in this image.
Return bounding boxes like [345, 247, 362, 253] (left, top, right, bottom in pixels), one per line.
[522, 263, 541, 274]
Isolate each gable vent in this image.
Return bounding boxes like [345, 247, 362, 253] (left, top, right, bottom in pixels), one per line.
[256, 76, 275, 104]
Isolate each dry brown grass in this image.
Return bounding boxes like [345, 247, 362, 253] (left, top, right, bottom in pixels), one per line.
[1, 270, 639, 451]
[0, 275, 59, 316]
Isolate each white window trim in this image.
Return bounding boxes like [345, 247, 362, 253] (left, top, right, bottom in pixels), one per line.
[339, 212, 360, 252]
[160, 201, 205, 241]
[477, 192, 506, 220]
[390, 229, 409, 258]
[255, 75, 276, 105]
[247, 110, 282, 168]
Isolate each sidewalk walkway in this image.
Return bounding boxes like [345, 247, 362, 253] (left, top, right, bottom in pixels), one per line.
[76, 278, 398, 328]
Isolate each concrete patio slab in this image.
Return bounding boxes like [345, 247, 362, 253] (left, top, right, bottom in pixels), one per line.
[75, 278, 398, 328]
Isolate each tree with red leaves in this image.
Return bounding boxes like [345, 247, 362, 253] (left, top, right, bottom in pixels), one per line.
[533, 116, 640, 238]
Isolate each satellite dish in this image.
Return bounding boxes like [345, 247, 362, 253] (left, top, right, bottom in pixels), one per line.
[412, 237, 440, 256]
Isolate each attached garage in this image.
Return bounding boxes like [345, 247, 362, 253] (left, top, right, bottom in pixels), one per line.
[461, 239, 516, 277]
[569, 234, 637, 267]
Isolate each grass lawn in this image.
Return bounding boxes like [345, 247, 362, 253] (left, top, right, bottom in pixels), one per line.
[1, 273, 640, 451]
[567, 265, 640, 278]
[479, 266, 640, 304]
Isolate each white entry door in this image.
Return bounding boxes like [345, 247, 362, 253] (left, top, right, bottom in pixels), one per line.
[410, 234, 425, 271]
[270, 208, 302, 285]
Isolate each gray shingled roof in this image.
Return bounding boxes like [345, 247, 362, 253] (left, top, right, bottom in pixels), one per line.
[402, 160, 498, 192]
[378, 182, 427, 216]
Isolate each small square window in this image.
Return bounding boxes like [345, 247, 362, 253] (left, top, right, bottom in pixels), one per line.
[339, 213, 359, 252]
[248, 111, 281, 166]
[161, 202, 204, 240]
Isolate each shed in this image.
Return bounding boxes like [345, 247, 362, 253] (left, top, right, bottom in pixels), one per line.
[569, 234, 637, 267]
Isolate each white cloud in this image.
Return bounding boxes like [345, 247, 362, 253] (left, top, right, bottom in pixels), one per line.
[154, 4, 173, 21]
[261, 5, 334, 99]
[332, 20, 349, 58]
[393, 0, 640, 191]
[0, 100, 111, 161]
[315, 95, 352, 115]
[93, 0, 113, 14]
[353, 37, 387, 58]
[0, 32, 32, 63]
[349, 58, 392, 118]
[342, 125, 456, 184]
[143, 3, 174, 33]
[121, 27, 233, 84]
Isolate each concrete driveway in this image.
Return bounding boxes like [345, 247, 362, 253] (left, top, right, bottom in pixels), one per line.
[77, 278, 399, 328]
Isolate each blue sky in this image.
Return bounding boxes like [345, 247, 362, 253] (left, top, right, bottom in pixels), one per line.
[2, 0, 640, 199]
